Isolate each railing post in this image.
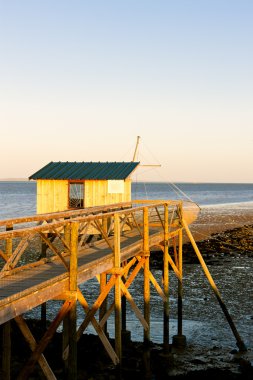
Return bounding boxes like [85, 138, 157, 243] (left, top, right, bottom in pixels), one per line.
[6, 224, 13, 258]
[163, 203, 169, 350]
[114, 213, 122, 362]
[143, 207, 150, 344]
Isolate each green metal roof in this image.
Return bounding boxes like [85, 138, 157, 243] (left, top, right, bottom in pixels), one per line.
[29, 162, 140, 180]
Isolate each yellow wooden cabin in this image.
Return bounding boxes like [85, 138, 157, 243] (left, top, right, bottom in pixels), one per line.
[29, 161, 139, 214]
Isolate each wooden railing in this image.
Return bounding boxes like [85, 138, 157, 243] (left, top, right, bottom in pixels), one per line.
[0, 200, 188, 277]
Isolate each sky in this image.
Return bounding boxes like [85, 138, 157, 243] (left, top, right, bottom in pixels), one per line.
[0, 0, 252, 182]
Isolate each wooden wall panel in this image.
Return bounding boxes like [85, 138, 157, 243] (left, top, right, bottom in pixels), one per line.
[36, 179, 132, 214]
[54, 180, 68, 211]
[37, 180, 68, 214]
[84, 180, 132, 207]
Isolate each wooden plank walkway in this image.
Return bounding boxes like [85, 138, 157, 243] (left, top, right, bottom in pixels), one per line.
[0, 227, 162, 325]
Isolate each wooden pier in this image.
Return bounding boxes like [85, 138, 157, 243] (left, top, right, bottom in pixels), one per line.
[0, 200, 246, 379]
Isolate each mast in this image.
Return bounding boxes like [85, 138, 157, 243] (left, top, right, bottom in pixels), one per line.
[132, 136, 161, 167]
[132, 136, 141, 162]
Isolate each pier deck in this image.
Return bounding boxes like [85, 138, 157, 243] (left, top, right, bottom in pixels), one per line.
[0, 227, 161, 324]
[0, 200, 246, 379]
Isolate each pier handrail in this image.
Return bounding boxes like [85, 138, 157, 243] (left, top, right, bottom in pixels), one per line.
[0, 201, 185, 278]
[0, 199, 198, 229]
[0, 200, 190, 239]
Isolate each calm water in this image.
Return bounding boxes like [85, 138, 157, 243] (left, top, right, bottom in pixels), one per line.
[0, 181, 253, 220]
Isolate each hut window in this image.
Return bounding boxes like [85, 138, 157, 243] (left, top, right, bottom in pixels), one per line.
[108, 180, 124, 194]
[69, 182, 84, 208]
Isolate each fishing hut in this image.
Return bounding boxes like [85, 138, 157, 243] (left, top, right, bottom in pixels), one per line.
[29, 161, 139, 214]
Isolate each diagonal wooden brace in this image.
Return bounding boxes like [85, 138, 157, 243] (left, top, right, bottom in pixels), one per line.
[14, 315, 56, 380]
[17, 299, 74, 380]
[76, 274, 117, 340]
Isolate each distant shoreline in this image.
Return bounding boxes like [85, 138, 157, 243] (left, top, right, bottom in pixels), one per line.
[0, 178, 29, 181]
[0, 179, 253, 184]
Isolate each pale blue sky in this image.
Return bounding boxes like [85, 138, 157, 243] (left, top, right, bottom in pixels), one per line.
[0, 1, 252, 182]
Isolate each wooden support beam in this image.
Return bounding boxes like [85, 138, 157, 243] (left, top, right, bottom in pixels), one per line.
[99, 273, 108, 334]
[94, 219, 114, 250]
[182, 218, 247, 352]
[77, 290, 119, 365]
[63, 221, 71, 375]
[17, 299, 74, 380]
[121, 262, 127, 332]
[5, 224, 13, 258]
[159, 245, 181, 279]
[114, 213, 122, 361]
[76, 275, 117, 340]
[67, 221, 79, 380]
[173, 236, 179, 268]
[177, 228, 183, 336]
[2, 225, 13, 380]
[163, 203, 169, 350]
[15, 316, 56, 379]
[143, 207, 150, 344]
[41, 235, 47, 328]
[120, 279, 148, 330]
[99, 258, 141, 328]
[1, 235, 31, 274]
[39, 232, 69, 270]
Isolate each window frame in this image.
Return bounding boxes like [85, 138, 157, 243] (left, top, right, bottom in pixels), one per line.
[68, 181, 84, 209]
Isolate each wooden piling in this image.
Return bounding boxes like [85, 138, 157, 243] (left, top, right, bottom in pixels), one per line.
[178, 228, 183, 336]
[63, 221, 72, 375]
[100, 213, 109, 331]
[2, 224, 13, 380]
[163, 204, 170, 350]
[143, 207, 150, 344]
[114, 213, 122, 361]
[68, 221, 79, 380]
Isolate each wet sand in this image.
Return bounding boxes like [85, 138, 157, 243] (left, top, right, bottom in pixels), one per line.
[190, 202, 253, 241]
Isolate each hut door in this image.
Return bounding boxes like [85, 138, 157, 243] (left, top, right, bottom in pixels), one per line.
[69, 182, 84, 208]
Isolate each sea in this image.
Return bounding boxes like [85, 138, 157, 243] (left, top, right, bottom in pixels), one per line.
[0, 181, 253, 220]
[0, 181, 253, 348]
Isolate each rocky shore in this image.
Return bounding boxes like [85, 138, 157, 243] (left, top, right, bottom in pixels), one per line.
[1, 222, 253, 379]
[5, 327, 253, 379]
